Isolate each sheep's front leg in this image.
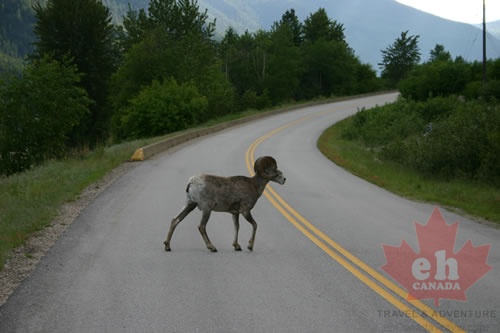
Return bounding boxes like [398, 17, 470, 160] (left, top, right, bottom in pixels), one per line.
[242, 211, 257, 251]
[232, 213, 242, 251]
[198, 211, 217, 252]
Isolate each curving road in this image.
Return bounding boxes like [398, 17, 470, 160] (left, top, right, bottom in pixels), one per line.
[1, 93, 498, 332]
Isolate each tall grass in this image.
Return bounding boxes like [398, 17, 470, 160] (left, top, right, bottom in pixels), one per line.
[318, 117, 500, 224]
[0, 140, 149, 266]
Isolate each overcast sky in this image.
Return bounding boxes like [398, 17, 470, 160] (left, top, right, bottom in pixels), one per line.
[396, 0, 500, 24]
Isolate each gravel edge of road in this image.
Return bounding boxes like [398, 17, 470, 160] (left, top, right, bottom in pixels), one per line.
[0, 162, 137, 306]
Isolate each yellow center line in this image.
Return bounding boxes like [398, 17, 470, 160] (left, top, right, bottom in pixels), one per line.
[245, 110, 465, 333]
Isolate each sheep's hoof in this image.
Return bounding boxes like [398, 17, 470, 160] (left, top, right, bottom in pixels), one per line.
[164, 241, 171, 252]
[234, 244, 242, 251]
[209, 247, 218, 253]
[247, 245, 253, 251]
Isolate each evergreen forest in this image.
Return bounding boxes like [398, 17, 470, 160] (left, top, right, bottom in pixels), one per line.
[0, 0, 499, 179]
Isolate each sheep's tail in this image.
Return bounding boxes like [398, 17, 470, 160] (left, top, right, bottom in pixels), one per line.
[185, 181, 197, 203]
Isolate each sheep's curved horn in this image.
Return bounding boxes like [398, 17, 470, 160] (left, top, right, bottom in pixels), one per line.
[254, 156, 277, 180]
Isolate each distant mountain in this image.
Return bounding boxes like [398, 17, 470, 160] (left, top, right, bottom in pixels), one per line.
[2, 0, 499, 74]
[108, 0, 500, 70]
[320, 0, 500, 69]
[479, 20, 500, 40]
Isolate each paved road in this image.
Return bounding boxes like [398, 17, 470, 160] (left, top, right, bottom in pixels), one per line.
[1, 93, 498, 332]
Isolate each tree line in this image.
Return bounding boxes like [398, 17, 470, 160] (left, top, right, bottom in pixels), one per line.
[1, 0, 498, 176]
[0, 0, 382, 175]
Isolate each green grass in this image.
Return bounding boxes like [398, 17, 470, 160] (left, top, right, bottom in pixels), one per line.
[0, 140, 147, 266]
[317, 117, 500, 224]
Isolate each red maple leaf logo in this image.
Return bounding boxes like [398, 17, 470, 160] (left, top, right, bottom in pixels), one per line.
[381, 207, 492, 306]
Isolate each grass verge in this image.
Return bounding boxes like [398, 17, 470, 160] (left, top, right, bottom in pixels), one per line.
[317, 117, 500, 224]
[0, 140, 150, 267]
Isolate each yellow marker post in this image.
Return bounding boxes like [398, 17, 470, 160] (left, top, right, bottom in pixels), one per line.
[130, 148, 144, 161]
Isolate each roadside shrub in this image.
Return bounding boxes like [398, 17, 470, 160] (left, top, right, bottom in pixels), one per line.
[344, 96, 499, 186]
[240, 89, 258, 110]
[399, 60, 469, 101]
[256, 89, 272, 109]
[0, 56, 90, 175]
[118, 78, 208, 139]
[464, 80, 500, 100]
[482, 80, 500, 100]
[411, 101, 493, 180]
[462, 81, 483, 100]
[415, 96, 460, 122]
[474, 101, 500, 185]
[342, 98, 425, 147]
[353, 63, 382, 94]
[382, 100, 500, 185]
[238, 88, 272, 111]
[194, 64, 236, 120]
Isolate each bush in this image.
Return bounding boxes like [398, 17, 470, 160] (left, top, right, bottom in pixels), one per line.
[481, 80, 500, 100]
[342, 98, 425, 147]
[117, 78, 208, 139]
[409, 101, 495, 180]
[478, 108, 500, 185]
[193, 64, 236, 120]
[381, 100, 500, 185]
[240, 89, 258, 110]
[353, 63, 382, 94]
[463, 80, 500, 100]
[256, 89, 272, 109]
[399, 60, 469, 101]
[344, 96, 500, 186]
[0, 56, 91, 175]
[416, 96, 460, 122]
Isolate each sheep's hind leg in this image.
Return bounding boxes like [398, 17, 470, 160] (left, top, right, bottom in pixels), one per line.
[232, 213, 242, 251]
[242, 212, 257, 251]
[198, 211, 217, 252]
[164, 201, 197, 251]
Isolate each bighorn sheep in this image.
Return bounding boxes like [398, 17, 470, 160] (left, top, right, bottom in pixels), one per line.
[164, 156, 286, 252]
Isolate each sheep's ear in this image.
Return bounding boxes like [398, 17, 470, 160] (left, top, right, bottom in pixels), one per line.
[254, 156, 277, 179]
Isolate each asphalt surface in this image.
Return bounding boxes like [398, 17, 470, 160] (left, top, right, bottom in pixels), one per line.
[1, 93, 498, 332]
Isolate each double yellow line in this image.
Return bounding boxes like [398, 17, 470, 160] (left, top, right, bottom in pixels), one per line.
[245, 114, 464, 333]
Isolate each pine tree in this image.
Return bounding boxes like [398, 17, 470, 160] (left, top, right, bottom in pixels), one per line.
[379, 31, 421, 87]
[279, 9, 303, 46]
[33, 0, 118, 146]
[303, 8, 345, 44]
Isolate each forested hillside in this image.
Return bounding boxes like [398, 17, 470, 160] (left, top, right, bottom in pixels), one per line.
[3, 0, 500, 74]
[0, 0, 126, 73]
[107, 0, 500, 69]
[1, 0, 499, 177]
[0, 0, 42, 72]
[0, 0, 37, 56]
[0, 0, 382, 175]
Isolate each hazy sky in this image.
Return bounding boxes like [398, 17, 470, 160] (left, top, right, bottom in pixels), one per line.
[396, 0, 500, 24]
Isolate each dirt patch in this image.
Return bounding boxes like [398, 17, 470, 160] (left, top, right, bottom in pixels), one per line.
[0, 162, 137, 306]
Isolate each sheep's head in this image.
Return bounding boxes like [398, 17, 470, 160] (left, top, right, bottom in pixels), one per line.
[254, 156, 286, 185]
